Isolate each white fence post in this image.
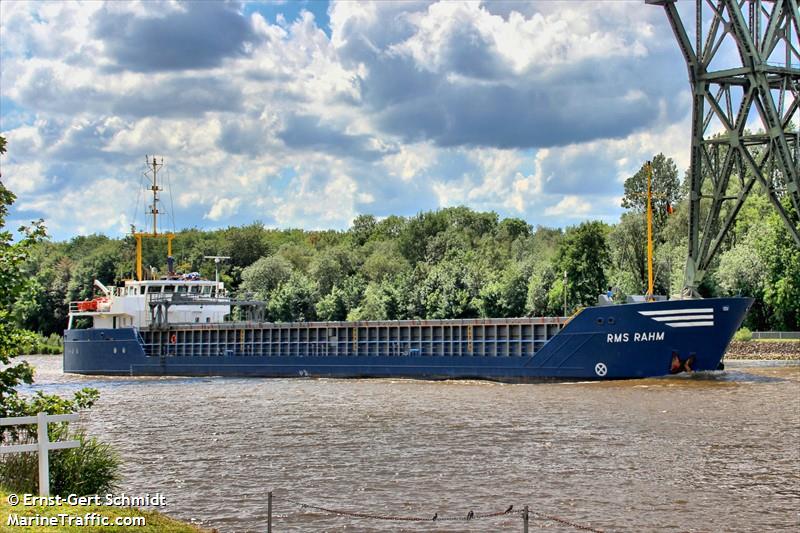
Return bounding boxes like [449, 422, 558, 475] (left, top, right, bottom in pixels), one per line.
[1, 413, 80, 496]
[37, 412, 49, 497]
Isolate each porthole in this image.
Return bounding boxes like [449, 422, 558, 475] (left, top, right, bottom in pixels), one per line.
[113, 348, 117, 354]
[595, 317, 604, 325]
[122, 347, 126, 354]
[608, 317, 616, 325]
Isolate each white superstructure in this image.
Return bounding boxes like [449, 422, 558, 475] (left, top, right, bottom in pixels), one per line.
[68, 278, 230, 330]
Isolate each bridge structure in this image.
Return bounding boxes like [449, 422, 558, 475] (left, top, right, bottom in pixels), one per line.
[648, 0, 799, 296]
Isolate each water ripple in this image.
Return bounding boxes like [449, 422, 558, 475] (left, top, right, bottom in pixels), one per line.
[17, 356, 800, 532]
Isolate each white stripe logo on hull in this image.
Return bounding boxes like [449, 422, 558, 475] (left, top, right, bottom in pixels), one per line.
[638, 308, 715, 328]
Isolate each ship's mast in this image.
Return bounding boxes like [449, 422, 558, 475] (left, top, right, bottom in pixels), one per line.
[149, 156, 161, 236]
[133, 156, 174, 281]
[645, 161, 654, 299]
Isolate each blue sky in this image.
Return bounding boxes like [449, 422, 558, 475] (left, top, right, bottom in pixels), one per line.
[1, 0, 698, 241]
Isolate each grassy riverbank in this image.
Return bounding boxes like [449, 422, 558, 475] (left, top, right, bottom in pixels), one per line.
[0, 489, 212, 532]
[725, 340, 800, 361]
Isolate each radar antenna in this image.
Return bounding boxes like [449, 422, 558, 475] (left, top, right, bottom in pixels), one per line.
[204, 256, 231, 283]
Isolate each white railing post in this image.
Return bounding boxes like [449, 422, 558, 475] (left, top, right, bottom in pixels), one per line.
[1, 413, 80, 496]
[37, 412, 50, 496]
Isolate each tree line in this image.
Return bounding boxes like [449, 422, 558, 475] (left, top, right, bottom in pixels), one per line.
[10, 154, 800, 334]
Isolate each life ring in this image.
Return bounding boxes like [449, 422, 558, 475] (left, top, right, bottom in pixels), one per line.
[170, 333, 177, 344]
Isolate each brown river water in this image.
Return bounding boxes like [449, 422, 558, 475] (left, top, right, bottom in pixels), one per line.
[18, 356, 800, 532]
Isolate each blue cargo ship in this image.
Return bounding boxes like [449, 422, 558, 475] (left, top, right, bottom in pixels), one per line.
[62, 157, 751, 380]
[63, 278, 751, 380]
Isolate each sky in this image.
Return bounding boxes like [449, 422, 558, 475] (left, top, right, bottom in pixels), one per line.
[0, 0, 701, 241]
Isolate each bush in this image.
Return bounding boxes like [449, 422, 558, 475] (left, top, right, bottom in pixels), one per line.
[0, 389, 118, 496]
[733, 327, 753, 342]
[15, 332, 63, 355]
[0, 425, 120, 496]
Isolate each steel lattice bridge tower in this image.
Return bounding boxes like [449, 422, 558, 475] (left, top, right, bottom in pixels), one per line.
[648, 0, 799, 297]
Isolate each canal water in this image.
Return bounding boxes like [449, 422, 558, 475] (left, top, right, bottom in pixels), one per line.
[19, 356, 800, 532]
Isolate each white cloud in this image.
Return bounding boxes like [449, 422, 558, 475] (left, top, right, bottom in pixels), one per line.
[273, 168, 365, 228]
[204, 197, 242, 221]
[1, 161, 48, 194]
[15, 177, 133, 235]
[0, 0, 699, 239]
[544, 195, 592, 218]
[383, 142, 436, 181]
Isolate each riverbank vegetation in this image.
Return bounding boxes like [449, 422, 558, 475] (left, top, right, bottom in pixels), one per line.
[15, 333, 62, 355]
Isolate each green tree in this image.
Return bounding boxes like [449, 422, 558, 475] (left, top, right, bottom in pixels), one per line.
[608, 212, 648, 295]
[477, 262, 530, 318]
[65, 240, 124, 302]
[221, 223, 270, 270]
[239, 255, 293, 299]
[267, 272, 319, 322]
[551, 221, 611, 309]
[349, 214, 377, 246]
[347, 281, 400, 321]
[308, 245, 358, 295]
[415, 253, 483, 319]
[621, 154, 682, 232]
[315, 286, 348, 321]
[526, 262, 559, 316]
[362, 241, 410, 282]
[756, 209, 800, 330]
[276, 242, 315, 272]
[0, 185, 43, 415]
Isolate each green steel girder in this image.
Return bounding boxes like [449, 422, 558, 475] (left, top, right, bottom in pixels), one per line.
[648, 0, 800, 297]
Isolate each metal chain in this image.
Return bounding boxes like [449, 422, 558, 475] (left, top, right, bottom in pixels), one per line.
[532, 510, 605, 533]
[280, 495, 605, 531]
[281, 497, 516, 522]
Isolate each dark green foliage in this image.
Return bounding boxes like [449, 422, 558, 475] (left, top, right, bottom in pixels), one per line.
[239, 255, 293, 299]
[477, 263, 530, 318]
[267, 272, 319, 322]
[717, 195, 800, 330]
[609, 212, 648, 295]
[362, 241, 410, 282]
[309, 245, 359, 294]
[526, 262, 559, 316]
[219, 223, 271, 282]
[552, 221, 612, 310]
[348, 281, 401, 321]
[0, 178, 42, 409]
[414, 253, 484, 319]
[614, 154, 682, 296]
[621, 153, 682, 229]
[14, 332, 63, 355]
[349, 214, 377, 245]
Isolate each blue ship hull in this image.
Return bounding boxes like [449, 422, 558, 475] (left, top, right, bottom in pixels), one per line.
[64, 297, 751, 381]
